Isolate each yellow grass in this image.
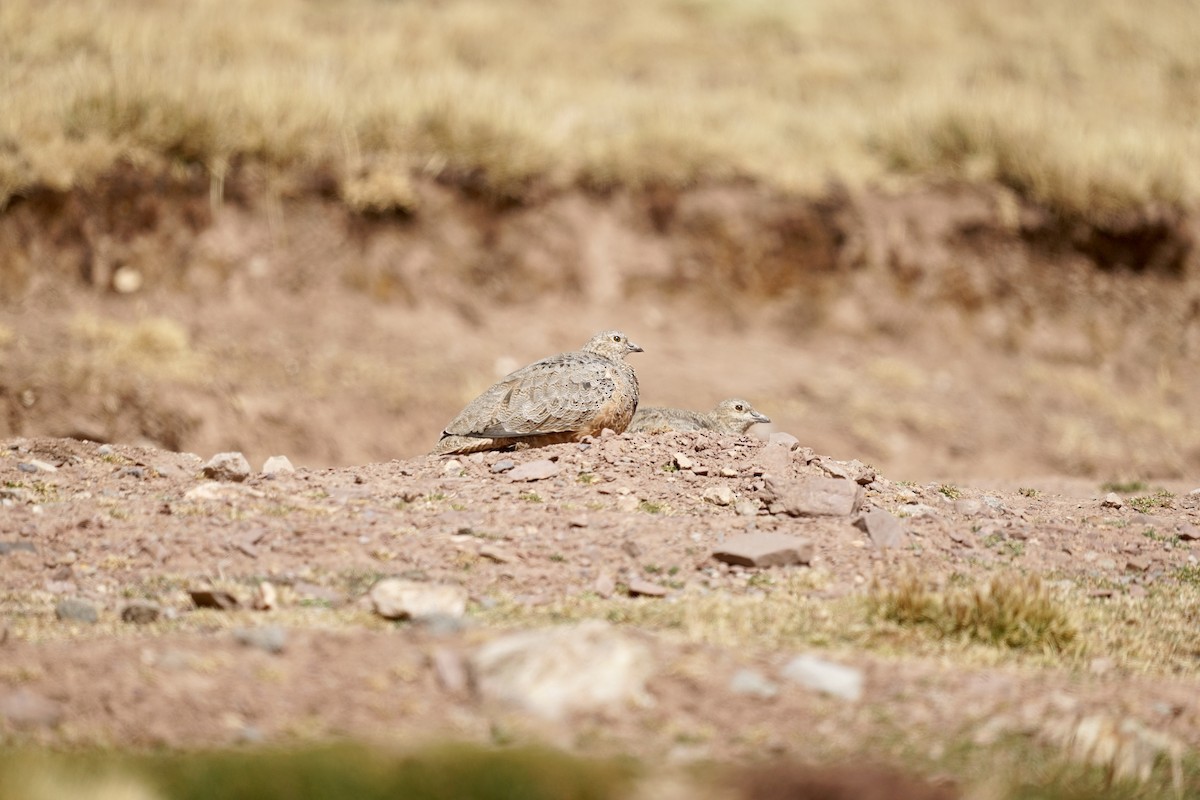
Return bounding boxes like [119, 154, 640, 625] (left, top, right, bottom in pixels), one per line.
[3, 0, 1199, 218]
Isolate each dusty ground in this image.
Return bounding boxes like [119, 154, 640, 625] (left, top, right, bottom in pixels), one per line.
[2, 432, 1198, 793]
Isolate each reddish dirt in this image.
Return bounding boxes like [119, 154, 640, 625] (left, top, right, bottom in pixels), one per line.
[1, 433, 1198, 785]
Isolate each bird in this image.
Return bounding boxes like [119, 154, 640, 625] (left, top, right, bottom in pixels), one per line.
[628, 398, 770, 436]
[431, 330, 644, 456]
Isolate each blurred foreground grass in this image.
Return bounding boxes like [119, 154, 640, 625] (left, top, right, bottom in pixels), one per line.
[2, 0, 1198, 220]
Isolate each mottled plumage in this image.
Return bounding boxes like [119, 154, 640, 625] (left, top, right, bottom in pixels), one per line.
[432, 330, 643, 456]
[629, 398, 770, 436]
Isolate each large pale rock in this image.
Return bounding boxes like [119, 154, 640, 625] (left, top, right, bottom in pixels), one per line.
[508, 459, 560, 482]
[855, 508, 906, 548]
[370, 579, 467, 620]
[712, 533, 813, 568]
[763, 476, 863, 517]
[261, 455, 295, 476]
[781, 654, 864, 701]
[202, 452, 252, 482]
[469, 621, 654, 720]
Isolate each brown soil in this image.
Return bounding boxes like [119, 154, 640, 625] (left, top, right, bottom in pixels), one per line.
[1, 434, 1198, 787]
[2, 164, 1198, 481]
[2, 166, 1200, 792]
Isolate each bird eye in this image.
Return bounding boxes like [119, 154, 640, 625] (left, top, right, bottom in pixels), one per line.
[612, 334, 622, 342]
[736, 404, 745, 411]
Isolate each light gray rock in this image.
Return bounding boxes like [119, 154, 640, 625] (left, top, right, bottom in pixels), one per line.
[855, 508, 906, 548]
[234, 626, 288, 654]
[712, 533, 814, 568]
[370, 578, 468, 620]
[781, 654, 864, 701]
[261, 455, 295, 476]
[763, 476, 863, 517]
[702, 485, 736, 506]
[0, 541, 36, 555]
[469, 621, 654, 720]
[729, 668, 779, 699]
[628, 579, 668, 598]
[1101, 493, 1123, 509]
[202, 452, 252, 482]
[56, 598, 98, 624]
[673, 452, 694, 471]
[508, 459, 560, 482]
[490, 459, 516, 474]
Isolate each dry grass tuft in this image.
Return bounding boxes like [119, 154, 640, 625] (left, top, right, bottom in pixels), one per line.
[2, 0, 1198, 217]
[871, 570, 1078, 652]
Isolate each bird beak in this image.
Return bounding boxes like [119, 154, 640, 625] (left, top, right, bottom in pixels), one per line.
[753, 411, 771, 423]
[628, 341, 644, 353]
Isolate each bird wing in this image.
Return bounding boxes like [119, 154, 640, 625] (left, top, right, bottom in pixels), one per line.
[444, 353, 617, 439]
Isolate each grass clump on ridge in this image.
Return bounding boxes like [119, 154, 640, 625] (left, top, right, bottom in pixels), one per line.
[871, 570, 1078, 652]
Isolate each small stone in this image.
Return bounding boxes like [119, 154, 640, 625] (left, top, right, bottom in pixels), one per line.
[202, 452, 251, 482]
[442, 458, 464, 475]
[720, 467, 738, 478]
[55, 598, 98, 624]
[593, 572, 616, 598]
[763, 476, 864, 517]
[673, 452, 694, 471]
[616, 495, 640, 512]
[430, 647, 469, 695]
[0, 688, 63, 729]
[120, 602, 161, 624]
[754, 443, 793, 477]
[369, 578, 468, 620]
[1177, 523, 1199, 542]
[734, 499, 759, 517]
[508, 459, 560, 482]
[1126, 556, 1152, 572]
[1101, 493, 1123, 509]
[480, 545, 519, 564]
[0, 541, 37, 555]
[96, 444, 115, 456]
[702, 485, 736, 506]
[190, 589, 241, 610]
[954, 498, 986, 517]
[854, 508, 906, 549]
[112, 265, 143, 293]
[730, 668, 779, 699]
[781, 654, 864, 702]
[26, 459, 58, 473]
[234, 626, 287, 654]
[490, 459, 516, 474]
[628, 579, 667, 598]
[261, 455, 295, 476]
[253, 581, 278, 610]
[468, 621, 654, 720]
[712, 533, 814, 568]
[767, 432, 800, 449]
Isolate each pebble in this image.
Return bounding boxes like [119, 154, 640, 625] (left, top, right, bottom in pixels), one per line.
[233, 626, 288, 654]
[628, 579, 668, 598]
[189, 589, 241, 610]
[1101, 493, 1123, 509]
[508, 459, 560, 481]
[96, 444, 115, 456]
[468, 621, 654, 720]
[369, 578, 468, 620]
[120, 602, 161, 624]
[763, 476, 863, 517]
[479, 545, 519, 564]
[261, 455, 295, 476]
[55, 598, 99, 624]
[702, 485, 736, 507]
[767, 432, 800, 449]
[442, 459, 464, 475]
[593, 572, 616, 598]
[855, 507, 906, 548]
[490, 459, 516, 474]
[0, 541, 37, 555]
[781, 654, 864, 702]
[1126, 556, 1152, 572]
[729, 668, 779, 699]
[201, 452, 251, 482]
[712, 533, 814, 568]
[673, 452, 694, 471]
[253, 581, 278, 610]
[1177, 523, 1199, 541]
[430, 648, 469, 695]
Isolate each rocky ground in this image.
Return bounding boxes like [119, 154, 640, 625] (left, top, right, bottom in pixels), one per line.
[2, 433, 1199, 795]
